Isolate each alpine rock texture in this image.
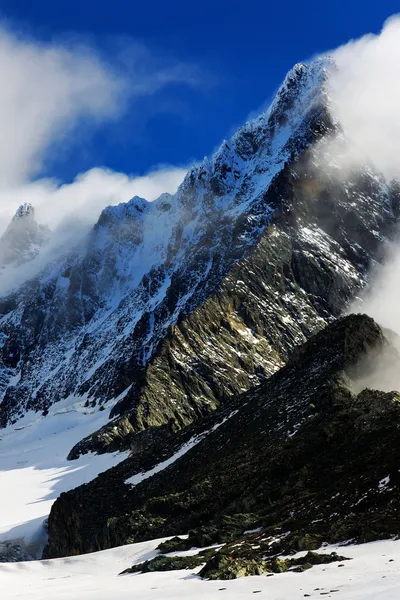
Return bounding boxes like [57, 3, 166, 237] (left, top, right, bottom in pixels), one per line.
[0, 56, 398, 460]
[45, 314, 400, 576]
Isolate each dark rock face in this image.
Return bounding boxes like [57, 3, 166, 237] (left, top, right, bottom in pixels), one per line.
[45, 315, 400, 565]
[120, 549, 215, 575]
[0, 57, 398, 458]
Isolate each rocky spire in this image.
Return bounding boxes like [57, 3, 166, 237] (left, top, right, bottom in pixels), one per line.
[12, 202, 35, 221]
[0, 204, 51, 267]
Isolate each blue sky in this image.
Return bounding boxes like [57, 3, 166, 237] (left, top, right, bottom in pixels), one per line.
[0, 0, 398, 185]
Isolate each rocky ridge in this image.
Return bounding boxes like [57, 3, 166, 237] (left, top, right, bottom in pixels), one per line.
[44, 314, 400, 580]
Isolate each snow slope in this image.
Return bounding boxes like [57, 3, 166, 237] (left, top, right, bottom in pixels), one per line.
[0, 401, 128, 559]
[2, 536, 400, 599]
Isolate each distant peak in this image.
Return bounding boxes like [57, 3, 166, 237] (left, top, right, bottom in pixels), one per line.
[0, 203, 50, 268]
[12, 203, 35, 221]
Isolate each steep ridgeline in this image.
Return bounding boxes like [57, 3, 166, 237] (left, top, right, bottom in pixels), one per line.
[0, 58, 398, 455]
[45, 314, 400, 572]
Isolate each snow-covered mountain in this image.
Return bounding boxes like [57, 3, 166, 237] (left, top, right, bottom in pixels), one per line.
[1, 52, 400, 578]
[0, 56, 398, 461]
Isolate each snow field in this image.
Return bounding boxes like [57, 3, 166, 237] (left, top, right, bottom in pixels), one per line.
[3, 537, 400, 599]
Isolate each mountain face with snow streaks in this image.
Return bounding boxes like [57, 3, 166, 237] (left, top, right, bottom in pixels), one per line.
[0, 57, 398, 458]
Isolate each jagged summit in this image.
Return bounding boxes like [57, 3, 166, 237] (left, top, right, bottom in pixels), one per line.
[264, 56, 333, 122]
[0, 203, 50, 268]
[12, 202, 35, 221]
[178, 57, 334, 205]
[97, 196, 149, 227]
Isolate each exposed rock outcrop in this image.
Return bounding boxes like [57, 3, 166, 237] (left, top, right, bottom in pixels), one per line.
[45, 314, 400, 566]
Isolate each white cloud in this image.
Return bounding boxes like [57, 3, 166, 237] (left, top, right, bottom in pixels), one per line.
[0, 165, 187, 296]
[348, 238, 400, 393]
[0, 29, 125, 186]
[325, 15, 400, 330]
[0, 21, 194, 293]
[0, 25, 196, 187]
[0, 166, 187, 234]
[319, 15, 400, 391]
[327, 15, 400, 179]
[352, 240, 400, 333]
[0, 21, 195, 222]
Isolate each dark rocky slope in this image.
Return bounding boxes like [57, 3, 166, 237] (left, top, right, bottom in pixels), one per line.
[45, 314, 400, 573]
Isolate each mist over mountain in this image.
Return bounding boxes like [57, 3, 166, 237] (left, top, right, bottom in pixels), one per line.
[0, 203, 50, 268]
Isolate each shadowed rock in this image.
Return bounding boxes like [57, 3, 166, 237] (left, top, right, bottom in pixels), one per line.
[45, 314, 400, 567]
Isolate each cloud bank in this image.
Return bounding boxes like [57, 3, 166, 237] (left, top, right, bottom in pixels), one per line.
[0, 21, 193, 295]
[0, 25, 195, 189]
[0, 167, 187, 235]
[327, 15, 400, 180]
[320, 15, 400, 391]
[327, 15, 400, 315]
[0, 23, 192, 269]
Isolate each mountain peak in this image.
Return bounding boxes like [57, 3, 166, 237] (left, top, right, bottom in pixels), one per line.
[0, 53, 392, 450]
[0, 204, 50, 268]
[12, 203, 35, 221]
[177, 56, 335, 205]
[262, 55, 334, 127]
